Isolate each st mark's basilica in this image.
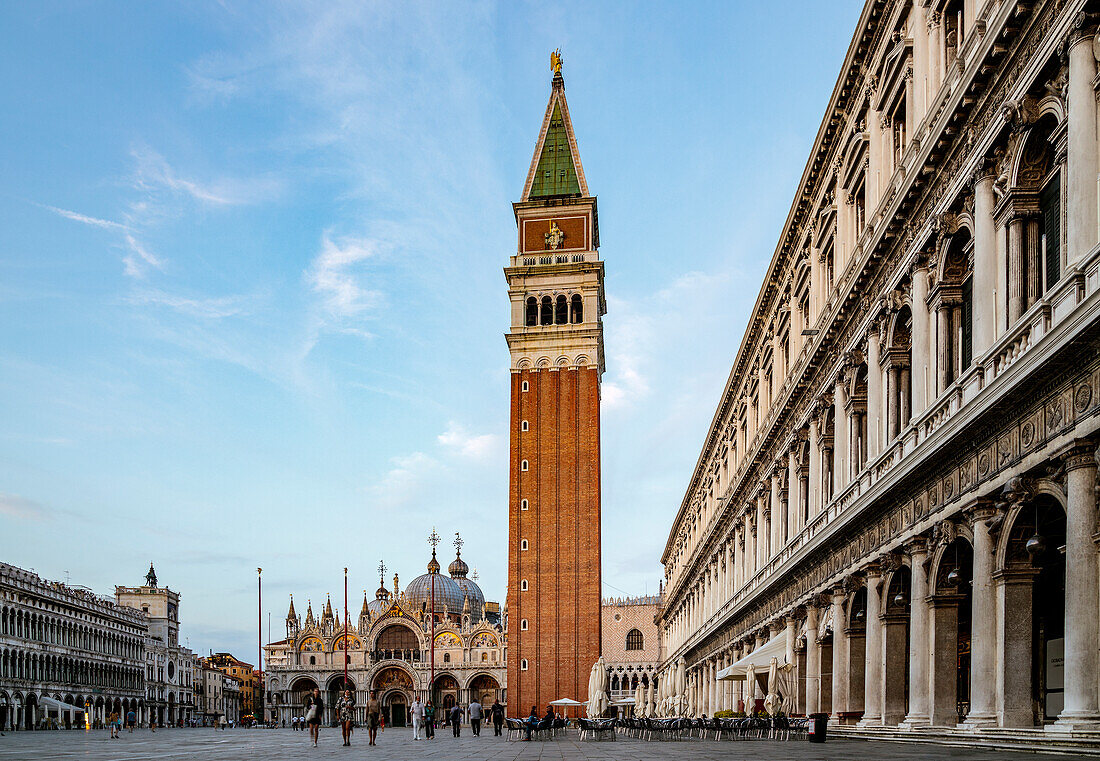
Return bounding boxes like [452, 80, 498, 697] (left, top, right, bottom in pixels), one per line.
[264, 536, 506, 727]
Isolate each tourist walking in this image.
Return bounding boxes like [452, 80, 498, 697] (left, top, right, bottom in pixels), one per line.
[424, 700, 435, 739]
[366, 691, 381, 746]
[468, 698, 482, 737]
[450, 703, 462, 737]
[109, 712, 119, 738]
[337, 688, 355, 747]
[126, 709, 136, 733]
[304, 687, 324, 747]
[411, 696, 424, 740]
[491, 699, 504, 736]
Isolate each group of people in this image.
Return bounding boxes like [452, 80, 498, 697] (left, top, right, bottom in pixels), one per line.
[296, 687, 510, 747]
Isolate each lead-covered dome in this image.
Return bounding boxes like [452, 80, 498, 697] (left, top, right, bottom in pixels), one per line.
[404, 552, 466, 616]
[448, 549, 484, 618]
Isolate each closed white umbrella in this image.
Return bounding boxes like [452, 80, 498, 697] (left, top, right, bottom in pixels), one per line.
[646, 681, 656, 718]
[587, 657, 609, 718]
[764, 657, 782, 716]
[745, 662, 756, 712]
[634, 683, 644, 716]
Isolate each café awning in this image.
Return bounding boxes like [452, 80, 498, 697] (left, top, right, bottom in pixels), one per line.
[716, 634, 787, 681]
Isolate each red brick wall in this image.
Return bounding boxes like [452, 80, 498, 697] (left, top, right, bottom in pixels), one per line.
[507, 367, 601, 714]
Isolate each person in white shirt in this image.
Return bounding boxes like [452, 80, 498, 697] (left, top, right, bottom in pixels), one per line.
[411, 697, 424, 740]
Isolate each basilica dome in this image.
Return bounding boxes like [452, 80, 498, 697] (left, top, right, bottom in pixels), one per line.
[404, 553, 467, 617]
[448, 550, 485, 617]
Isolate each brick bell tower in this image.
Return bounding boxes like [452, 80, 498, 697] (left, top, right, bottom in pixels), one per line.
[505, 53, 605, 714]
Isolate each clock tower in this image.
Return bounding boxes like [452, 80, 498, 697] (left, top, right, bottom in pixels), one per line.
[505, 57, 605, 714]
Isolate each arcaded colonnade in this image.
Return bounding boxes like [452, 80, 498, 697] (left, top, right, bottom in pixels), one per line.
[658, 0, 1100, 733]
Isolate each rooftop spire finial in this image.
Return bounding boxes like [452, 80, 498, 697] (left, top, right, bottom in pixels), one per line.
[454, 532, 464, 557]
[146, 563, 158, 588]
[551, 48, 562, 76]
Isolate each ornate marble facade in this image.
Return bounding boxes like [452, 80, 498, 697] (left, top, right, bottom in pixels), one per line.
[264, 543, 506, 726]
[658, 0, 1100, 737]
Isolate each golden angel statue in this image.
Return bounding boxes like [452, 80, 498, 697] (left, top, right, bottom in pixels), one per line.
[551, 49, 562, 75]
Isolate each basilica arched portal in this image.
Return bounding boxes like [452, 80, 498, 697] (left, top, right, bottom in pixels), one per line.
[372, 666, 413, 727]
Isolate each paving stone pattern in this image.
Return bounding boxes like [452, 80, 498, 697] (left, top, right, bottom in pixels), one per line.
[0, 727, 1078, 760]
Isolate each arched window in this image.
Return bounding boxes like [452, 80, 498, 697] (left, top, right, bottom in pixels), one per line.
[555, 295, 568, 324]
[481, 652, 488, 662]
[520, 619, 529, 631]
[443, 653, 450, 663]
[540, 296, 553, 326]
[520, 579, 528, 591]
[520, 499, 529, 511]
[525, 297, 538, 327]
[521, 460, 529, 471]
[521, 659, 528, 671]
[570, 294, 583, 323]
[626, 629, 644, 651]
[521, 380, 529, 392]
[521, 539, 528, 551]
[521, 420, 529, 431]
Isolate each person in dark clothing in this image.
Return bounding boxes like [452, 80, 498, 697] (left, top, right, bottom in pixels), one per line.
[490, 700, 505, 736]
[449, 704, 462, 737]
[543, 706, 554, 723]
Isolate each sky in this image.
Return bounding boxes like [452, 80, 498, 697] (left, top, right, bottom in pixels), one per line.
[0, 0, 863, 660]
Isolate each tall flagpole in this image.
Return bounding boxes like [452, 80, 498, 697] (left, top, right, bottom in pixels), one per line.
[343, 568, 349, 689]
[428, 528, 440, 706]
[257, 568, 262, 725]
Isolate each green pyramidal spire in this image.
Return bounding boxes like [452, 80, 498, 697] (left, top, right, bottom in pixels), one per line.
[529, 102, 581, 198]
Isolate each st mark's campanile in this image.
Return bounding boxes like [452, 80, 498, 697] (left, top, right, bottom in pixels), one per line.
[505, 53, 605, 713]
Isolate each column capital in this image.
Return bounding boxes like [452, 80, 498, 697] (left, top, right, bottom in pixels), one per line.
[904, 535, 931, 557]
[1053, 438, 1098, 472]
[1067, 11, 1100, 49]
[963, 497, 1004, 528]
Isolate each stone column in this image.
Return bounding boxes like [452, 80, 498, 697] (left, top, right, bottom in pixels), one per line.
[912, 2, 929, 122]
[926, 11, 941, 100]
[1068, 24, 1099, 264]
[859, 566, 884, 726]
[808, 414, 821, 517]
[902, 541, 931, 727]
[911, 260, 930, 413]
[867, 326, 882, 458]
[789, 282, 802, 359]
[833, 381, 848, 493]
[810, 243, 823, 323]
[1007, 218, 1026, 323]
[788, 446, 800, 536]
[805, 605, 821, 715]
[973, 171, 997, 354]
[1053, 441, 1100, 729]
[963, 505, 998, 727]
[771, 469, 783, 555]
[831, 588, 849, 720]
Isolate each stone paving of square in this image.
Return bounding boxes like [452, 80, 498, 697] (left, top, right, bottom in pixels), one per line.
[0, 727, 1082, 761]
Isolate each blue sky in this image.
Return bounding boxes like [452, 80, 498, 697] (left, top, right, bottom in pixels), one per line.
[0, 1, 862, 659]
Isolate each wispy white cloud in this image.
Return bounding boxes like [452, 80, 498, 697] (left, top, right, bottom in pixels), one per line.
[366, 451, 438, 514]
[41, 204, 128, 231]
[122, 234, 165, 278]
[437, 421, 501, 460]
[0, 493, 52, 521]
[130, 143, 281, 207]
[308, 234, 382, 319]
[127, 288, 256, 319]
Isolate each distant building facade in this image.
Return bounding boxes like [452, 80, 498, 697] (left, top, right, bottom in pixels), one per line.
[196, 657, 239, 725]
[116, 565, 195, 726]
[265, 542, 505, 726]
[0, 561, 145, 731]
[207, 653, 261, 722]
[602, 596, 661, 705]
